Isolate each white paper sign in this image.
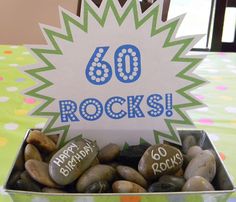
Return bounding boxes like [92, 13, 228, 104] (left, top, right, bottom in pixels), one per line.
[24, 0, 205, 147]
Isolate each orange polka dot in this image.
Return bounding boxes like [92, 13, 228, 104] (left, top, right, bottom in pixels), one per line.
[231, 120, 236, 125]
[0, 137, 8, 147]
[120, 196, 141, 202]
[219, 152, 226, 161]
[3, 50, 13, 55]
[15, 109, 28, 116]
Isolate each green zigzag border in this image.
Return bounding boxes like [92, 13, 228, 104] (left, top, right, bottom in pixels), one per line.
[25, 0, 205, 146]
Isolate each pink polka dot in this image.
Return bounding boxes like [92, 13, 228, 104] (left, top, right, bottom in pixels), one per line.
[195, 94, 205, 100]
[24, 98, 36, 104]
[0, 76, 4, 81]
[218, 52, 225, 56]
[198, 118, 214, 125]
[216, 85, 228, 91]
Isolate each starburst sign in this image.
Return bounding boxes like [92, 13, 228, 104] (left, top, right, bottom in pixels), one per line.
[24, 0, 205, 147]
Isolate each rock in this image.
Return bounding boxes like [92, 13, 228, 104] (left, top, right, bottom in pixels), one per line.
[14, 148, 24, 171]
[182, 176, 215, 191]
[159, 175, 185, 191]
[24, 144, 42, 162]
[138, 144, 183, 180]
[7, 171, 21, 189]
[118, 144, 150, 168]
[98, 143, 120, 163]
[85, 181, 110, 193]
[182, 154, 192, 170]
[26, 130, 57, 153]
[20, 170, 42, 192]
[76, 164, 116, 192]
[174, 168, 184, 177]
[187, 146, 202, 160]
[184, 150, 216, 182]
[116, 165, 147, 188]
[42, 187, 66, 193]
[148, 182, 179, 192]
[90, 157, 100, 167]
[47, 134, 59, 144]
[112, 180, 146, 193]
[182, 135, 197, 154]
[25, 159, 60, 188]
[49, 136, 98, 185]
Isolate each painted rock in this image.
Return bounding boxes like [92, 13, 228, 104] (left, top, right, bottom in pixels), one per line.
[184, 150, 216, 182]
[118, 144, 150, 168]
[76, 164, 116, 192]
[138, 144, 183, 180]
[182, 176, 215, 191]
[26, 130, 56, 153]
[159, 175, 185, 191]
[112, 180, 146, 193]
[182, 135, 197, 154]
[85, 181, 110, 193]
[117, 165, 148, 188]
[186, 145, 203, 160]
[98, 143, 120, 162]
[49, 136, 98, 185]
[148, 182, 179, 192]
[24, 144, 42, 162]
[25, 159, 60, 188]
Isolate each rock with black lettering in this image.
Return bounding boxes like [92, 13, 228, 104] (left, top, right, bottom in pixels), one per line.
[49, 136, 98, 185]
[138, 144, 183, 181]
[184, 150, 216, 182]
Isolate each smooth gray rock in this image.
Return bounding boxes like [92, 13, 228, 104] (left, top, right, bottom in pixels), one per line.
[184, 150, 216, 182]
[182, 176, 215, 191]
[182, 135, 197, 154]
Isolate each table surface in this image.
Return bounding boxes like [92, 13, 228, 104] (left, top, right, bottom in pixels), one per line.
[0, 45, 235, 201]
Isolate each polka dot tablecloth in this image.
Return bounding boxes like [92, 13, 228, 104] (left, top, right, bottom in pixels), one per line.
[0, 46, 236, 201]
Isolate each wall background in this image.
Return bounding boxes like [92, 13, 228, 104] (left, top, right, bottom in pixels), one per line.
[0, 0, 78, 44]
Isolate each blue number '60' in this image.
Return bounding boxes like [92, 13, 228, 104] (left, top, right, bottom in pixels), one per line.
[86, 44, 141, 85]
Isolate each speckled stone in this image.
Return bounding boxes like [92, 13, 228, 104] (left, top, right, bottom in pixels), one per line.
[138, 144, 183, 180]
[117, 165, 147, 188]
[112, 180, 146, 193]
